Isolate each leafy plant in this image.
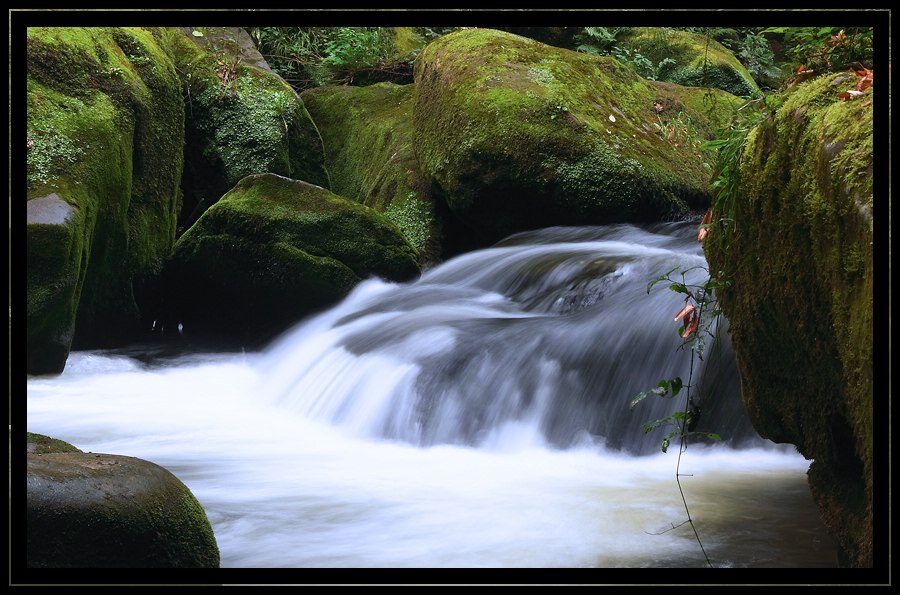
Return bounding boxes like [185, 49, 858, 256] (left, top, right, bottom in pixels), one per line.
[573, 26, 630, 55]
[699, 94, 777, 227]
[610, 47, 677, 81]
[255, 27, 401, 91]
[762, 26, 873, 74]
[629, 259, 729, 568]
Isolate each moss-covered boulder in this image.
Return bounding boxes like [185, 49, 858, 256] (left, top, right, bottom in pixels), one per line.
[26, 432, 83, 454]
[27, 450, 220, 568]
[157, 27, 330, 233]
[163, 173, 420, 344]
[704, 73, 873, 567]
[26, 27, 185, 375]
[302, 83, 443, 265]
[413, 28, 744, 244]
[616, 28, 760, 97]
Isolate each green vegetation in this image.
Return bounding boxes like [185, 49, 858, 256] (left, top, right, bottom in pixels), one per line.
[253, 27, 428, 90]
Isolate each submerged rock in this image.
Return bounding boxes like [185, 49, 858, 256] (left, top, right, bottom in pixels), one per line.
[413, 28, 743, 244]
[163, 173, 420, 344]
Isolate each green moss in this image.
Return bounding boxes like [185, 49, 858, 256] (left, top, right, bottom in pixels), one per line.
[704, 72, 873, 567]
[166, 28, 329, 223]
[302, 83, 437, 261]
[26, 27, 184, 362]
[165, 173, 419, 343]
[413, 28, 743, 241]
[619, 28, 759, 97]
[26, 432, 83, 454]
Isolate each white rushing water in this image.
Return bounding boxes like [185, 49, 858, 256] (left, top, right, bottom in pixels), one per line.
[25, 223, 837, 569]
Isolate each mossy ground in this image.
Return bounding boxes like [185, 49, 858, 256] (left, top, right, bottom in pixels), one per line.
[704, 72, 873, 567]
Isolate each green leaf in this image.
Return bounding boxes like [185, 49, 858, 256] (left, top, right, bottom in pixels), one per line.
[700, 139, 729, 150]
[661, 437, 670, 453]
[705, 433, 722, 441]
[668, 283, 688, 294]
[670, 377, 683, 396]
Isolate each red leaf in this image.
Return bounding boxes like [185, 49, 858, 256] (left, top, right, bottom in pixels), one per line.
[682, 312, 699, 338]
[674, 303, 695, 323]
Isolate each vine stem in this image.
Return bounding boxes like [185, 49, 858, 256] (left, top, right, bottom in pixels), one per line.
[675, 299, 714, 568]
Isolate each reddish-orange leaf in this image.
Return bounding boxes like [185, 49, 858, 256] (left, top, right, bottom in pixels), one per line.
[674, 303, 695, 323]
[682, 312, 699, 338]
[856, 72, 873, 92]
[861, 100, 872, 108]
[838, 91, 852, 102]
[697, 209, 712, 242]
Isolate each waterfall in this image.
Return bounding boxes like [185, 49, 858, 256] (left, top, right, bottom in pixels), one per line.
[256, 222, 755, 454]
[25, 222, 834, 568]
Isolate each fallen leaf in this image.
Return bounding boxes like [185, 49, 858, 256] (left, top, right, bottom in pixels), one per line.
[861, 100, 872, 107]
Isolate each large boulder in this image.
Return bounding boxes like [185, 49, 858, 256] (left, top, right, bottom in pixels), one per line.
[704, 72, 873, 567]
[26, 449, 220, 568]
[157, 27, 330, 233]
[615, 27, 760, 96]
[162, 173, 420, 344]
[413, 28, 743, 244]
[26, 27, 185, 374]
[302, 82, 443, 265]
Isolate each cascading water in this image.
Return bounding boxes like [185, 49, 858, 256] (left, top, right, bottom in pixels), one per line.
[25, 222, 837, 569]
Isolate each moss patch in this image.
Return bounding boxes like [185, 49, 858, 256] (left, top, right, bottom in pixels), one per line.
[25, 432, 83, 454]
[704, 72, 873, 567]
[413, 28, 744, 243]
[618, 28, 760, 97]
[26, 27, 184, 372]
[302, 83, 440, 264]
[161, 27, 329, 233]
[163, 173, 419, 344]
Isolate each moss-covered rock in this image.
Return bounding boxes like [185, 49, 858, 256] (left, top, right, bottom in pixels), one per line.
[25, 432, 83, 454]
[163, 173, 420, 344]
[616, 28, 760, 97]
[26, 27, 185, 374]
[302, 82, 442, 265]
[413, 28, 744, 244]
[27, 451, 219, 568]
[157, 27, 330, 233]
[704, 73, 873, 567]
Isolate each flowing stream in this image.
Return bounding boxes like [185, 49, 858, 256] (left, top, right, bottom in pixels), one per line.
[25, 223, 837, 568]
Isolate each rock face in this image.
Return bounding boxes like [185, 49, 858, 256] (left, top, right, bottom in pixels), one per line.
[302, 82, 443, 265]
[162, 173, 420, 344]
[26, 27, 185, 374]
[704, 73, 873, 567]
[26, 449, 220, 568]
[413, 28, 743, 244]
[159, 27, 330, 234]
